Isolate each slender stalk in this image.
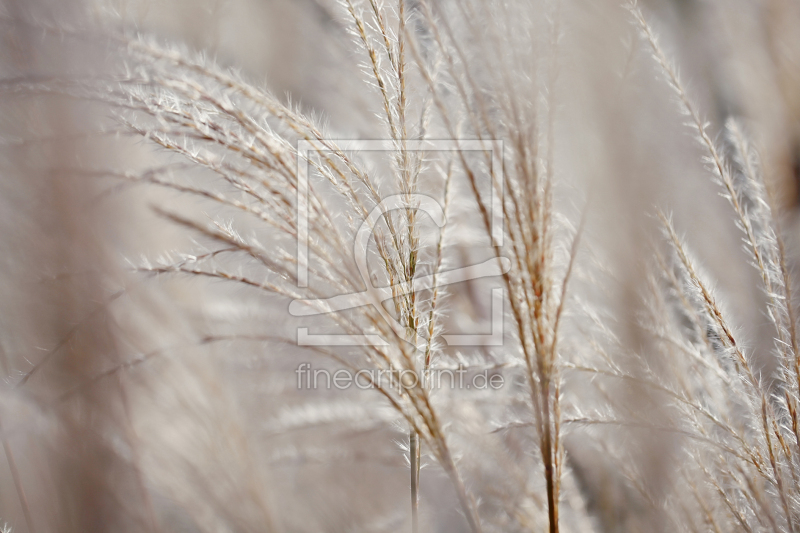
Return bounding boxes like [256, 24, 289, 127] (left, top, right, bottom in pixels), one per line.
[410, 429, 420, 533]
[541, 388, 559, 533]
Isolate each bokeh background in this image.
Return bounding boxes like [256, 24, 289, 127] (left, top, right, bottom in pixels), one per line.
[1, 0, 800, 531]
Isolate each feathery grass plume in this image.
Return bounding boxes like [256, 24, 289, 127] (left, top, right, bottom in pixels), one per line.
[87, 0, 582, 530]
[407, 2, 584, 530]
[116, 36, 485, 532]
[577, 1, 800, 530]
[0, 0, 557, 530]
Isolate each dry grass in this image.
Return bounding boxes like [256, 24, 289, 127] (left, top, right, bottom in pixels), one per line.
[1, 0, 800, 531]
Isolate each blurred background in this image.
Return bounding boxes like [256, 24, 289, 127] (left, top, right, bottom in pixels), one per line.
[1, 0, 800, 531]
